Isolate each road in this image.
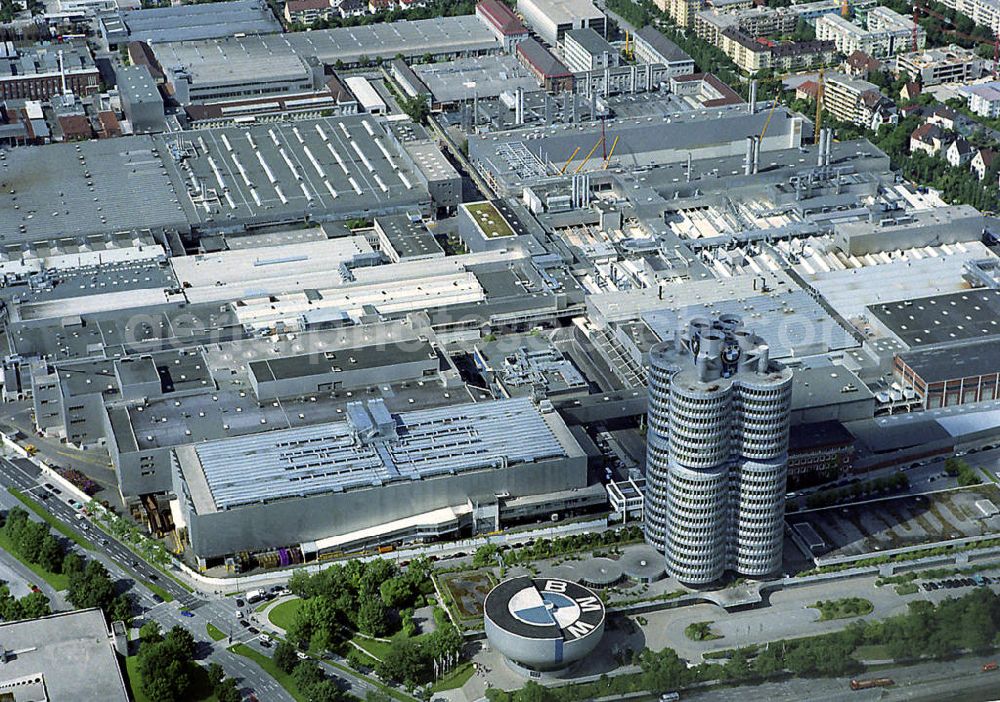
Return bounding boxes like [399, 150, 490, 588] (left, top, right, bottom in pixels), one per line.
[0, 456, 293, 702]
[0, 454, 408, 700]
[679, 652, 1000, 702]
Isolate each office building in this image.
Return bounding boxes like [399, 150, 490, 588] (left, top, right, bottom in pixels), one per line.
[562, 28, 618, 72]
[632, 26, 695, 77]
[516, 0, 606, 46]
[645, 316, 793, 585]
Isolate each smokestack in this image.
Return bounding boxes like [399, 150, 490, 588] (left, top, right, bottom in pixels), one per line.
[749, 79, 757, 114]
[817, 129, 827, 167]
[645, 63, 652, 92]
[752, 136, 761, 174]
[686, 151, 692, 182]
[630, 65, 637, 94]
[824, 127, 834, 165]
[515, 87, 524, 125]
[744, 136, 754, 176]
[603, 67, 610, 97]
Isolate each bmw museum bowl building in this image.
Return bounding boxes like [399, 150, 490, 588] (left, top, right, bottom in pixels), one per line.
[483, 576, 606, 676]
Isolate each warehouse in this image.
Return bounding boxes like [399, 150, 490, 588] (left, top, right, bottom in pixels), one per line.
[868, 289, 1000, 349]
[171, 396, 588, 562]
[0, 137, 190, 243]
[413, 55, 539, 106]
[517, 39, 574, 93]
[152, 16, 499, 102]
[117, 65, 164, 133]
[158, 116, 432, 230]
[106, 0, 281, 44]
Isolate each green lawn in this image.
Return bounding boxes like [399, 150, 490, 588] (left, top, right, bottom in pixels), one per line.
[206, 622, 226, 641]
[0, 527, 69, 590]
[229, 643, 306, 702]
[351, 635, 393, 661]
[268, 598, 302, 630]
[254, 598, 271, 613]
[431, 661, 474, 692]
[124, 656, 219, 702]
[9, 488, 93, 550]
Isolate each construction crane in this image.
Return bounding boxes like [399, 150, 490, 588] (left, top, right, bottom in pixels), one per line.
[814, 69, 825, 143]
[624, 31, 632, 60]
[912, 2, 919, 53]
[574, 135, 605, 174]
[840, 0, 849, 18]
[759, 92, 781, 141]
[559, 146, 581, 175]
[603, 135, 620, 169]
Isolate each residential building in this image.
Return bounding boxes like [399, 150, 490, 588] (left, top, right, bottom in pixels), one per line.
[843, 49, 881, 77]
[971, 147, 995, 180]
[719, 28, 836, 73]
[946, 136, 974, 166]
[285, 0, 337, 24]
[927, 105, 959, 130]
[562, 28, 618, 72]
[516, 0, 606, 46]
[963, 81, 1000, 117]
[823, 74, 897, 129]
[476, 0, 530, 52]
[910, 122, 950, 155]
[656, 0, 703, 28]
[633, 26, 696, 77]
[816, 14, 892, 57]
[645, 317, 793, 584]
[866, 6, 925, 53]
[937, 0, 1000, 39]
[895, 45, 985, 86]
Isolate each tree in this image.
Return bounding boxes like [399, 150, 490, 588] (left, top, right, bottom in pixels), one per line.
[292, 659, 324, 690]
[375, 637, 424, 687]
[357, 597, 392, 637]
[62, 551, 84, 575]
[206, 662, 225, 688]
[137, 639, 192, 702]
[19, 591, 50, 619]
[109, 594, 134, 625]
[67, 559, 115, 610]
[164, 625, 196, 660]
[274, 640, 299, 674]
[379, 578, 412, 609]
[139, 621, 163, 644]
[215, 677, 242, 702]
[37, 534, 64, 573]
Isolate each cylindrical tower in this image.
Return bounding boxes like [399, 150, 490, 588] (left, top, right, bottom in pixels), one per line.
[732, 363, 793, 577]
[663, 370, 733, 584]
[644, 342, 680, 552]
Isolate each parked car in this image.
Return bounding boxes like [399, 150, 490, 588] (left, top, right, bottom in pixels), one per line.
[240, 620, 250, 629]
[180, 610, 194, 618]
[235, 598, 246, 608]
[151, 594, 164, 604]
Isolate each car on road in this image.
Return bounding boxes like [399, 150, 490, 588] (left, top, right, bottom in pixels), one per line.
[248, 626, 259, 635]
[240, 620, 250, 628]
[99, 538, 108, 546]
[50, 487, 61, 495]
[235, 598, 245, 608]
[259, 639, 271, 648]
[152, 594, 164, 604]
[43, 483, 54, 491]
[148, 573, 159, 581]
[180, 610, 194, 618]
[28, 583, 41, 594]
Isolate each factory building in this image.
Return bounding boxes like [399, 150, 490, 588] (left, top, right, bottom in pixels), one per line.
[171, 397, 588, 563]
[894, 341, 1000, 409]
[101, 0, 281, 45]
[516, 0, 606, 46]
[476, 0, 530, 52]
[0, 43, 100, 100]
[116, 65, 164, 133]
[645, 316, 792, 584]
[517, 39, 575, 93]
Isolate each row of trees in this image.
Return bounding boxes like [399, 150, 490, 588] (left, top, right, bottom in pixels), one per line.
[274, 641, 350, 702]
[365, 623, 463, 689]
[135, 623, 243, 702]
[944, 458, 984, 487]
[285, 0, 482, 32]
[804, 471, 909, 509]
[473, 527, 643, 568]
[3, 506, 66, 575]
[287, 557, 434, 649]
[0, 582, 49, 621]
[2, 507, 133, 624]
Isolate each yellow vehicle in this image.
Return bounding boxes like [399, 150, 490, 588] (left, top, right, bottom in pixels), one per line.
[24, 444, 38, 456]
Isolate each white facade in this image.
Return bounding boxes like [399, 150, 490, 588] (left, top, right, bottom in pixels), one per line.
[645, 317, 792, 585]
[965, 82, 1000, 117]
[516, 0, 606, 46]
